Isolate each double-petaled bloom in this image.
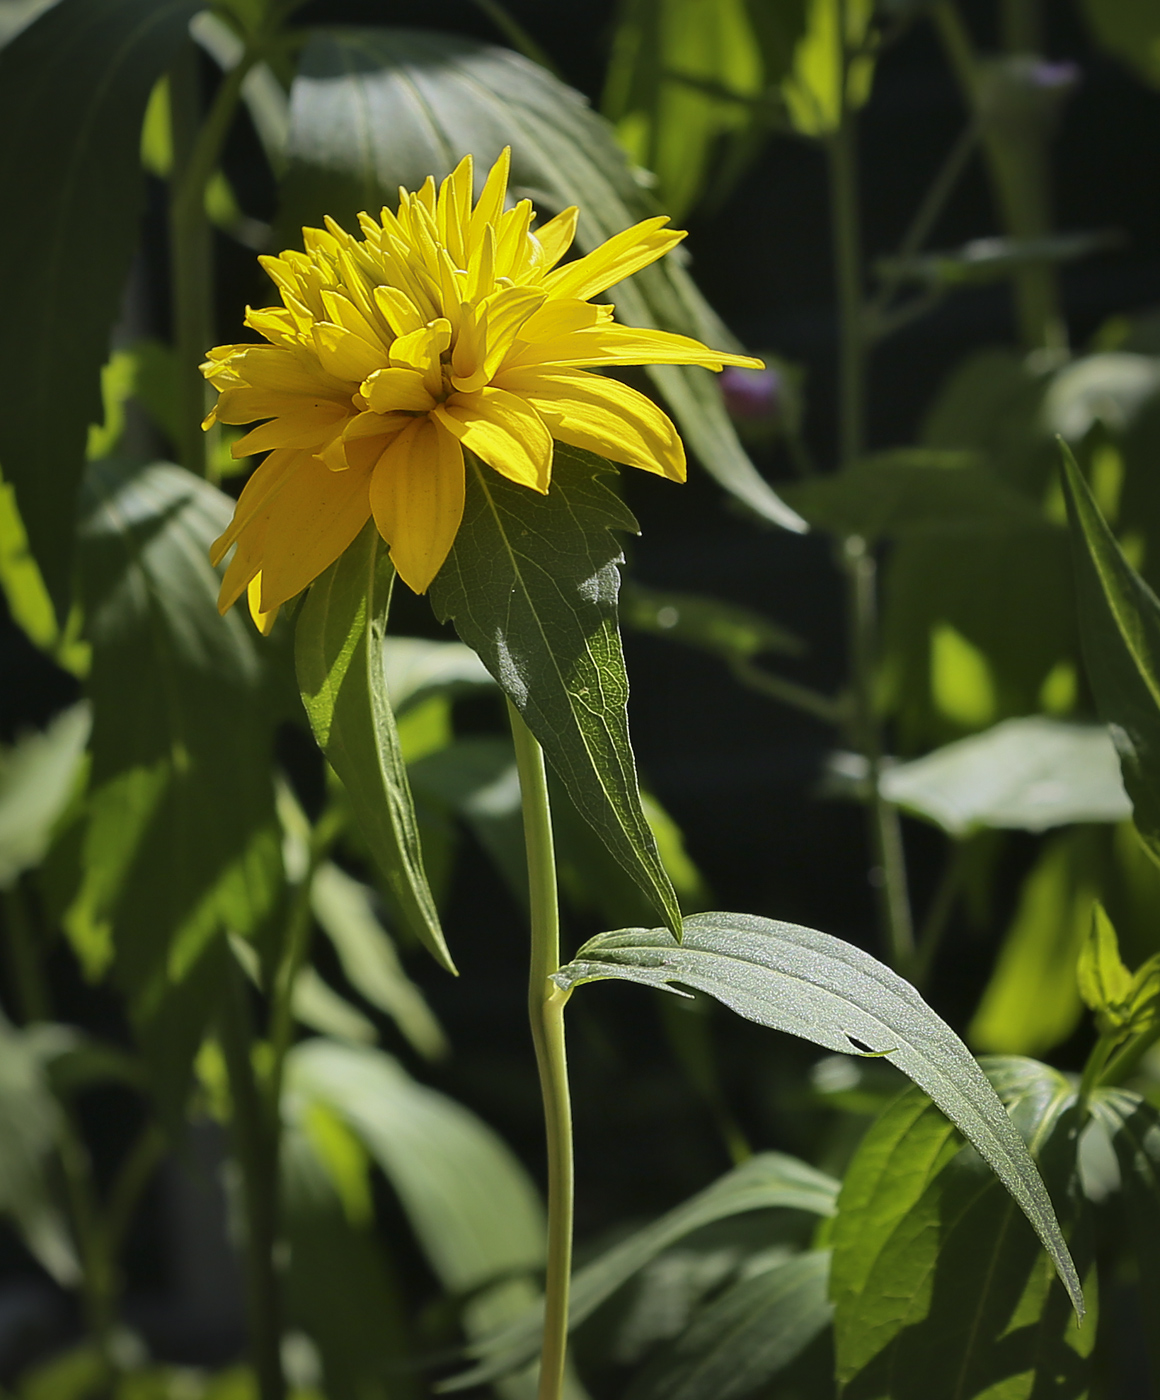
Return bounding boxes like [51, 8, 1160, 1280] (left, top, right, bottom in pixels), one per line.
[203, 148, 761, 626]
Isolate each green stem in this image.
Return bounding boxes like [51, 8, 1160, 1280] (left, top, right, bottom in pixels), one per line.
[730, 658, 847, 726]
[826, 128, 865, 472]
[103, 1123, 167, 1265]
[1099, 1021, 1160, 1089]
[220, 956, 286, 1400]
[169, 38, 260, 477]
[2, 880, 50, 1023]
[911, 840, 967, 990]
[506, 700, 573, 1400]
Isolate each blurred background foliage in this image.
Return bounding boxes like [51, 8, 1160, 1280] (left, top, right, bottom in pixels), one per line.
[0, 0, 1160, 1396]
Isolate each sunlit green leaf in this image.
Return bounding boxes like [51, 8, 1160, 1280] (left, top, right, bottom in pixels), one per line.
[781, 0, 874, 137]
[832, 1058, 1094, 1400]
[1077, 903, 1133, 1025]
[0, 704, 90, 888]
[552, 913, 1082, 1315]
[295, 523, 452, 973]
[0, 0, 199, 616]
[430, 447, 682, 935]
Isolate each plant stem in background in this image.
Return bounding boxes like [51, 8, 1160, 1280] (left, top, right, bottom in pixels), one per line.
[507, 700, 574, 1400]
[169, 37, 260, 477]
[220, 956, 287, 1400]
[827, 4, 915, 974]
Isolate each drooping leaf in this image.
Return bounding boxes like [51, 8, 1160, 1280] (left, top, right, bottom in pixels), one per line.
[1088, 1089, 1160, 1390]
[448, 1151, 838, 1390]
[429, 447, 681, 935]
[295, 522, 452, 972]
[832, 1058, 1094, 1400]
[0, 704, 90, 887]
[276, 25, 804, 532]
[625, 1249, 832, 1400]
[877, 717, 1131, 838]
[73, 459, 283, 1115]
[1060, 440, 1160, 863]
[0, 0, 199, 616]
[875, 231, 1120, 292]
[552, 912, 1083, 1314]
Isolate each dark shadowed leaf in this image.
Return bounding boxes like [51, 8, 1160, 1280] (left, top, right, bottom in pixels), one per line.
[276, 26, 803, 532]
[429, 448, 681, 934]
[0, 0, 198, 615]
[1060, 440, 1160, 863]
[552, 912, 1082, 1314]
[832, 1059, 1095, 1400]
[295, 523, 452, 972]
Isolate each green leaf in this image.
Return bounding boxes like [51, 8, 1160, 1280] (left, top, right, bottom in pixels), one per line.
[832, 1058, 1094, 1400]
[552, 912, 1083, 1316]
[291, 965, 377, 1045]
[781, 0, 874, 136]
[1088, 1089, 1160, 1390]
[875, 231, 1119, 292]
[295, 522, 452, 973]
[620, 582, 802, 662]
[448, 1150, 838, 1390]
[1076, 0, 1160, 89]
[73, 459, 283, 1115]
[0, 1015, 80, 1286]
[276, 25, 803, 533]
[1060, 439, 1160, 863]
[429, 447, 681, 934]
[1077, 903, 1133, 1023]
[0, 704, 90, 887]
[877, 717, 1131, 837]
[381, 635, 493, 717]
[310, 861, 448, 1060]
[0, 0, 199, 616]
[624, 1249, 832, 1400]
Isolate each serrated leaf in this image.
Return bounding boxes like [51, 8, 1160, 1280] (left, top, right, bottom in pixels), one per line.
[1088, 1089, 1160, 1391]
[276, 25, 803, 532]
[74, 460, 283, 1117]
[1060, 440, 1160, 863]
[552, 912, 1083, 1315]
[429, 447, 681, 935]
[878, 718, 1131, 837]
[832, 1058, 1094, 1400]
[447, 1151, 837, 1390]
[0, 0, 199, 616]
[625, 1249, 832, 1400]
[1077, 903, 1133, 1022]
[295, 522, 452, 973]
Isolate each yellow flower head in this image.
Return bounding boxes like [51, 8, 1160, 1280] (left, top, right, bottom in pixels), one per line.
[203, 148, 761, 623]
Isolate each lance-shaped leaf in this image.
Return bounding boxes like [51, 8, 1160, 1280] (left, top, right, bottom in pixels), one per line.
[832, 1059, 1094, 1400]
[552, 912, 1083, 1315]
[276, 26, 803, 533]
[0, 0, 199, 616]
[1060, 440, 1160, 862]
[446, 1151, 837, 1390]
[296, 523, 452, 972]
[429, 448, 681, 936]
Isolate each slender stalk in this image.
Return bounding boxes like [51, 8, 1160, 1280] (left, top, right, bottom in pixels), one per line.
[826, 2, 915, 973]
[220, 957, 286, 1400]
[1099, 1021, 1160, 1089]
[506, 699, 573, 1400]
[169, 38, 261, 476]
[103, 1123, 167, 1264]
[911, 839, 968, 989]
[2, 881, 50, 1023]
[730, 659, 848, 726]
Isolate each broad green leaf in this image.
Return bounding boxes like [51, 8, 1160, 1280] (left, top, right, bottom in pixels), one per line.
[781, 0, 874, 137]
[832, 1058, 1094, 1400]
[1077, 904, 1133, 1025]
[448, 1151, 838, 1390]
[782, 451, 1043, 542]
[74, 460, 283, 1115]
[284, 1040, 551, 1397]
[877, 717, 1131, 837]
[0, 0, 199, 616]
[310, 861, 448, 1060]
[1043, 353, 1160, 444]
[970, 829, 1100, 1057]
[429, 448, 681, 936]
[276, 26, 803, 533]
[552, 912, 1083, 1315]
[620, 582, 802, 661]
[381, 635, 493, 716]
[295, 522, 452, 972]
[1076, 0, 1160, 89]
[625, 1249, 832, 1400]
[1088, 1089, 1160, 1390]
[0, 1015, 80, 1286]
[1060, 440, 1160, 863]
[0, 703, 90, 887]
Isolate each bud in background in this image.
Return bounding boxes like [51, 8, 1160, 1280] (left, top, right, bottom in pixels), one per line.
[720, 356, 804, 451]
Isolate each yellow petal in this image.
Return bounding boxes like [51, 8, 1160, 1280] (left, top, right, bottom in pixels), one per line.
[370, 417, 465, 594]
[468, 146, 512, 252]
[436, 387, 552, 493]
[533, 207, 579, 271]
[374, 284, 425, 337]
[219, 513, 268, 613]
[503, 323, 764, 372]
[495, 366, 685, 480]
[258, 457, 373, 611]
[480, 286, 547, 378]
[232, 402, 349, 457]
[541, 217, 684, 301]
[247, 574, 280, 635]
[437, 153, 473, 266]
[363, 367, 437, 414]
[389, 319, 452, 399]
[209, 447, 300, 567]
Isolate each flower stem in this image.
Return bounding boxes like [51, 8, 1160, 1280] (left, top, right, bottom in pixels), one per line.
[506, 699, 574, 1400]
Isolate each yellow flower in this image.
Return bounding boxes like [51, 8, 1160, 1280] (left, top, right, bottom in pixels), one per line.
[203, 148, 761, 623]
